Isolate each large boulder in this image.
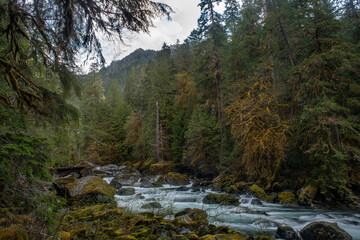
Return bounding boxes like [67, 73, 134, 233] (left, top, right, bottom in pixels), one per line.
[249, 184, 272, 202]
[300, 222, 352, 240]
[146, 161, 174, 175]
[298, 185, 318, 205]
[65, 176, 116, 203]
[203, 193, 239, 206]
[212, 175, 237, 192]
[141, 202, 162, 209]
[117, 187, 136, 196]
[276, 226, 300, 240]
[166, 172, 189, 186]
[278, 192, 298, 205]
[53, 175, 76, 197]
[94, 164, 120, 176]
[174, 208, 209, 235]
[110, 173, 141, 187]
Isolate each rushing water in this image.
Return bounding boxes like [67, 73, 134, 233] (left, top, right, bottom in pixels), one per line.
[104, 178, 360, 239]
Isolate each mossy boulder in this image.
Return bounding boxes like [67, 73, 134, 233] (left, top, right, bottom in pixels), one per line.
[53, 176, 76, 197]
[278, 192, 298, 205]
[249, 184, 272, 202]
[65, 176, 116, 203]
[174, 208, 208, 235]
[0, 228, 29, 240]
[147, 161, 174, 175]
[203, 193, 239, 206]
[224, 182, 248, 194]
[212, 176, 237, 192]
[300, 221, 352, 240]
[276, 226, 300, 240]
[141, 202, 162, 209]
[298, 185, 318, 205]
[110, 173, 140, 187]
[117, 187, 136, 196]
[166, 172, 189, 186]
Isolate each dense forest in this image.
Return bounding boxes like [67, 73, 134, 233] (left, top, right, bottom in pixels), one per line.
[1, 0, 360, 239]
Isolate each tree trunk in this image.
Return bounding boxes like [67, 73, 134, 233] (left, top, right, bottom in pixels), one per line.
[156, 100, 160, 162]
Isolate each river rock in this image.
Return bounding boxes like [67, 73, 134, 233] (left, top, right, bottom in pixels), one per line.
[141, 202, 162, 209]
[146, 161, 174, 175]
[174, 208, 209, 235]
[117, 187, 135, 196]
[53, 175, 76, 197]
[300, 221, 352, 240]
[174, 197, 198, 202]
[95, 164, 120, 176]
[249, 184, 272, 202]
[250, 198, 263, 205]
[298, 185, 318, 206]
[110, 172, 140, 187]
[203, 193, 239, 206]
[176, 186, 190, 191]
[276, 226, 300, 240]
[166, 172, 189, 186]
[65, 176, 116, 203]
[278, 191, 298, 205]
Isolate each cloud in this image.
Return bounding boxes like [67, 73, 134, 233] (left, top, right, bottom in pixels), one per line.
[102, 0, 202, 64]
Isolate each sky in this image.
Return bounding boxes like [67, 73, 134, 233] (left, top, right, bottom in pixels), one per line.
[97, 0, 225, 67]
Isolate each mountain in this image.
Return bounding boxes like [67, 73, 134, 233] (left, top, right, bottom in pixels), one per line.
[99, 48, 157, 89]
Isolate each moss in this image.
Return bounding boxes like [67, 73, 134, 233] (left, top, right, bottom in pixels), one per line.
[114, 235, 137, 240]
[278, 192, 298, 205]
[300, 221, 352, 240]
[148, 161, 174, 175]
[65, 176, 116, 204]
[200, 235, 217, 240]
[298, 185, 318, 204]
[249, 184, 272, 202]
[203, 193, 239, 205]
[141, 202, 162, 209]
[59, 231, 70, 240]
[185, 233, 200, 240]
[0, 228, 29, 240]
[255, 236, 274, 240]
[166, 172, 189, 185]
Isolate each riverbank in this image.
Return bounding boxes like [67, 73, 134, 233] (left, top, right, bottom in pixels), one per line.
[1, 162, 358, 239]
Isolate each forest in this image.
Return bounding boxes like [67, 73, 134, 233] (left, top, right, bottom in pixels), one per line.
[1, 0, 360, 239]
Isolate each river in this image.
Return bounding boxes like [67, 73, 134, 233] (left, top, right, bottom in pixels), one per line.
[104, 178, 360, 239]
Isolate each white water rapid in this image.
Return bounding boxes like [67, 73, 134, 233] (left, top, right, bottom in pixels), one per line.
[104, 178, 360, 239]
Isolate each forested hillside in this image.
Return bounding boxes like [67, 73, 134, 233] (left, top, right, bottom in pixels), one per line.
[83, 0, 360, 205]
[1, 0, 360, 239]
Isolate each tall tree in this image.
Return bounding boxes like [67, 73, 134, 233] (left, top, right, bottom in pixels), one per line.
[0, 0, 172, 113]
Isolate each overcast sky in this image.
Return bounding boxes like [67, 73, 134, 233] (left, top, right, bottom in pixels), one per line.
[97, 0, 225, 66]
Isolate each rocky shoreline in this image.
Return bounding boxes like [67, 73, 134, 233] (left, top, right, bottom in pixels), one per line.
[44, 162, 356, 239]
[1, 161, 356, 239]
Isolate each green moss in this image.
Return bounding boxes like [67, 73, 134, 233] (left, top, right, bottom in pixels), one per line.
[300, 221, 352, 240]
[249, 184, 272, 202]
[148, 161, 174, 175]
[203, 193, 239, 205]
[278, 192, 298, 205]
[298, 185, 318, 204]
[0, 228, 29, 240]
[166, 172, 189, 185]
[255, 236, 274, 240]
[141, 202, 162, 209]
[65, 176, 116, 204]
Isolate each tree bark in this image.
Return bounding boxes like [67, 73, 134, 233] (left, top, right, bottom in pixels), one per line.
[156, 100, 160, 162]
